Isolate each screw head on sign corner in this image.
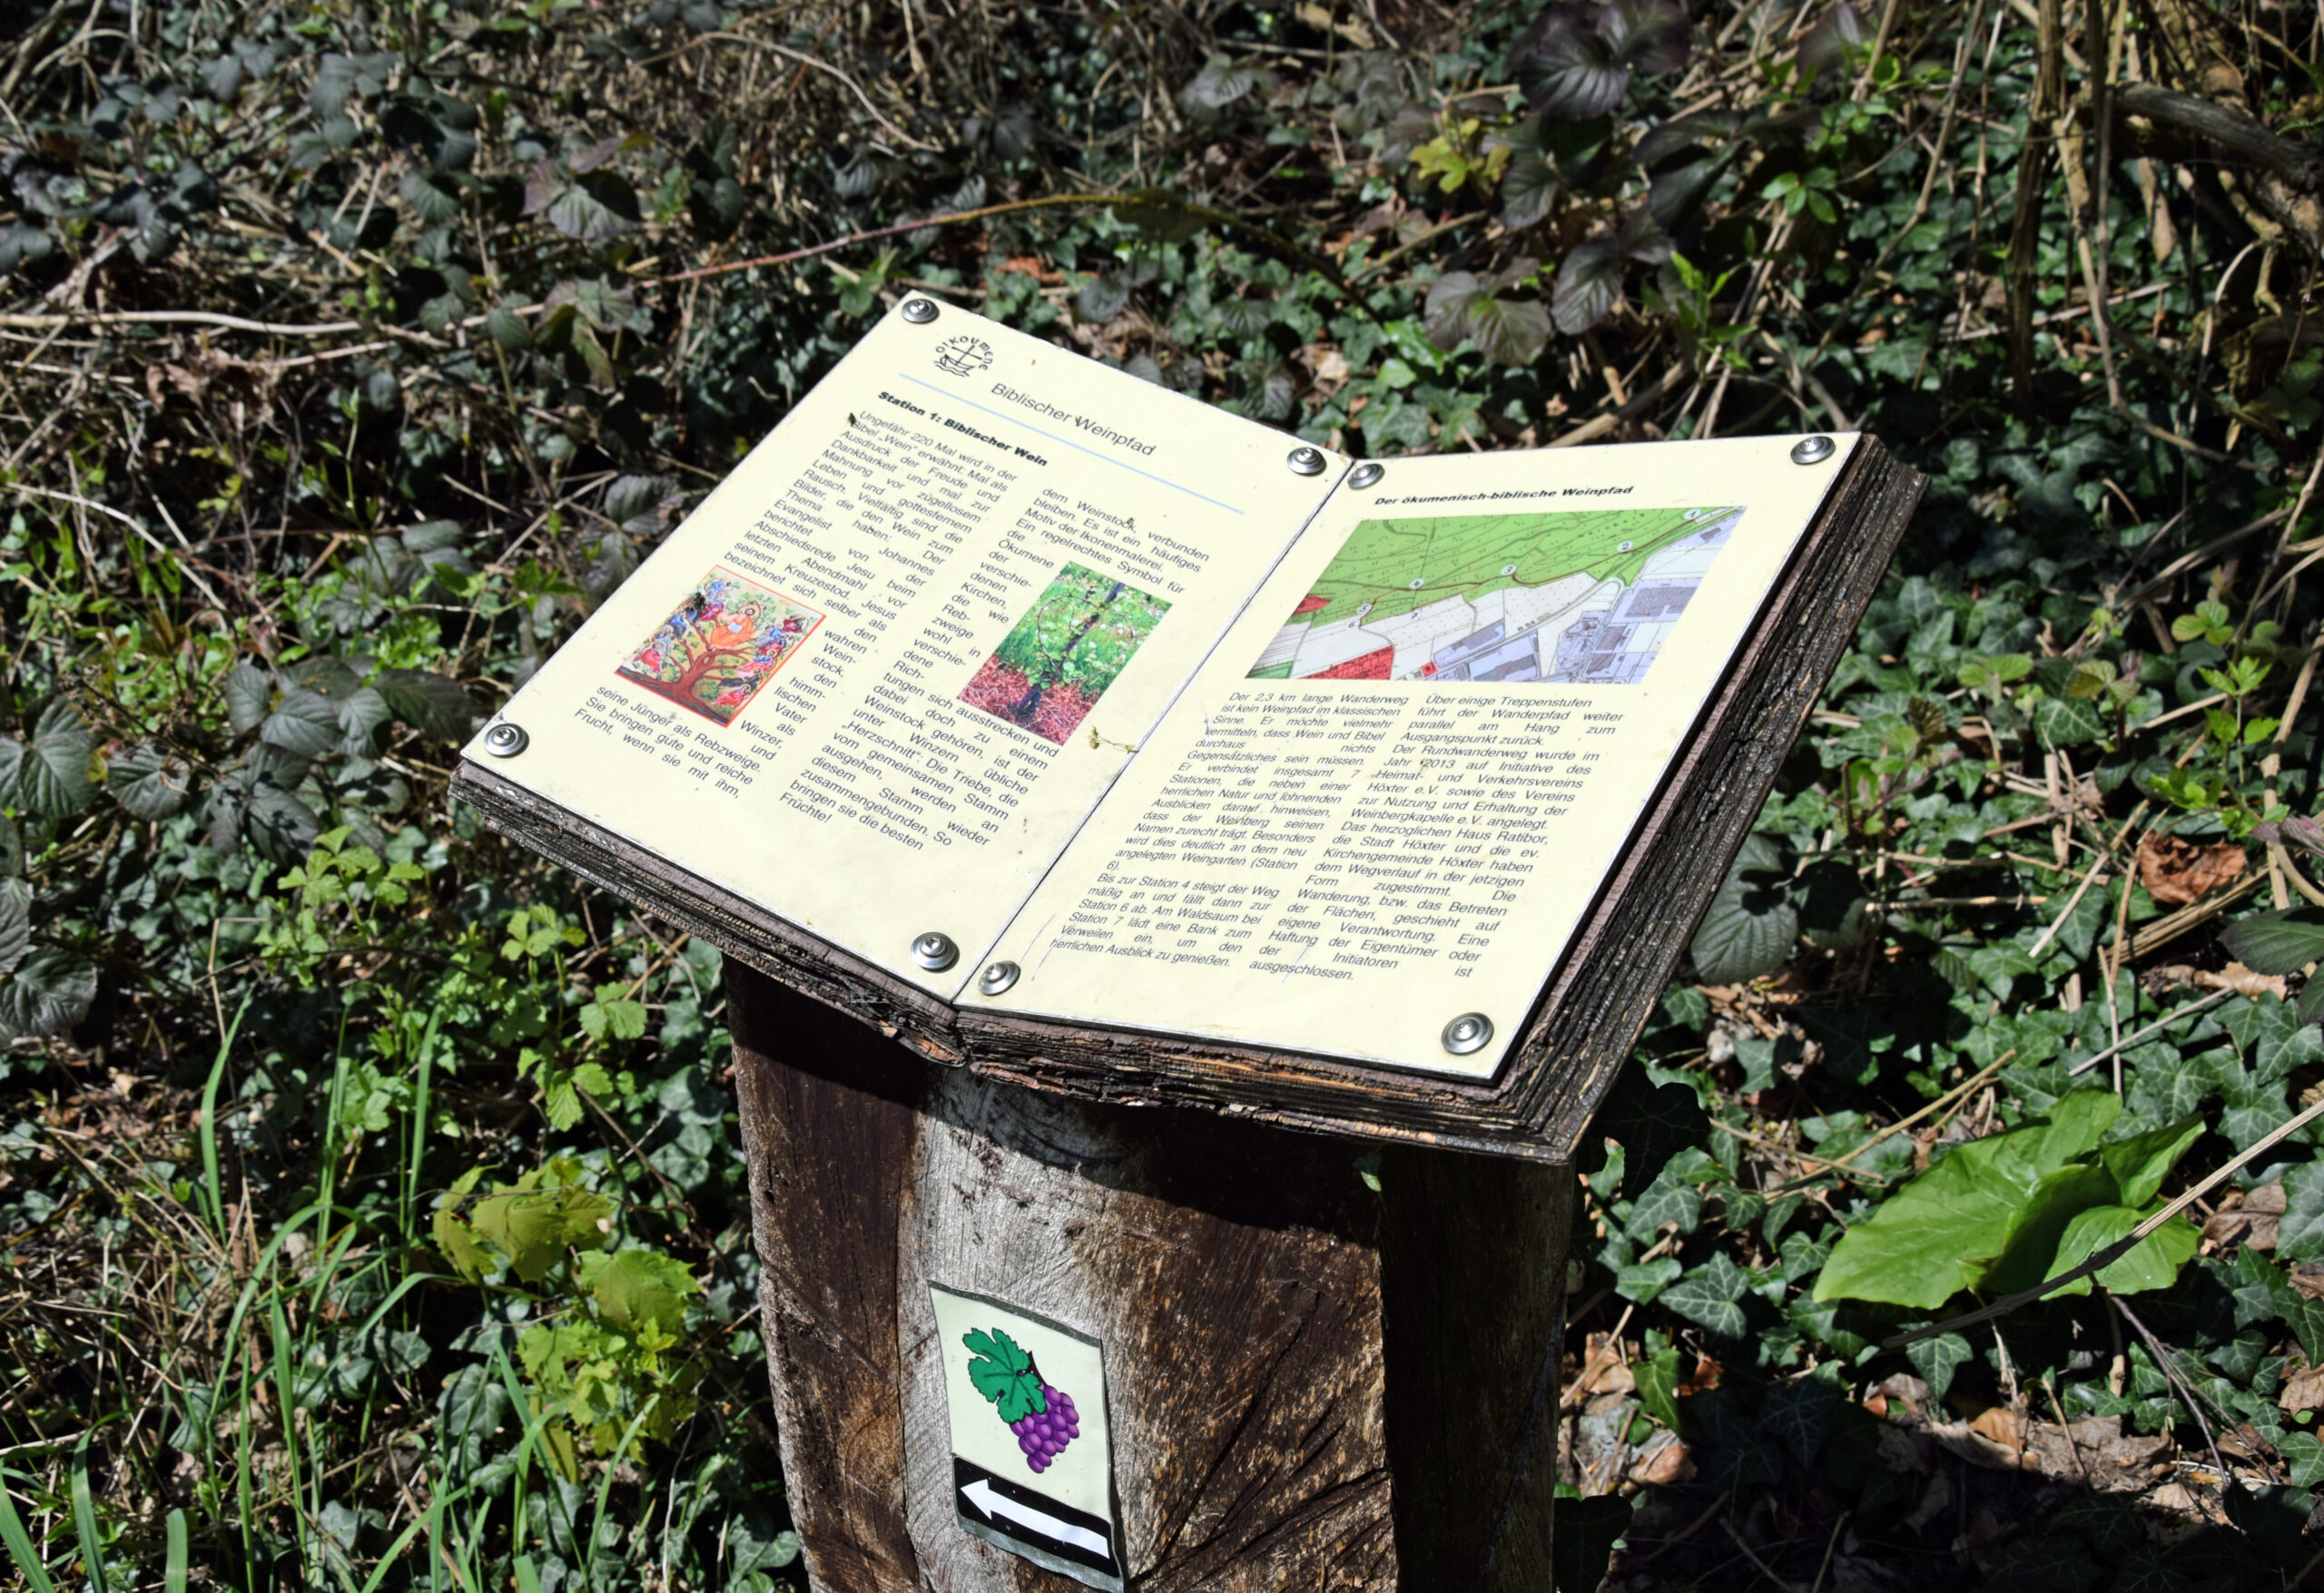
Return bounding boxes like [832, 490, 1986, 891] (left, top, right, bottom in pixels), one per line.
[913, 931, 960, 972]
[1790, 434, 1836, 466]
[979, 960, 1020, 997]
[483, 722, 528, 758]
[1287, 446, 1327, 477]
[901, 298, 940, 324]
[1441, 1012, 1493, 1056]
[1349, 462, 1384, 490]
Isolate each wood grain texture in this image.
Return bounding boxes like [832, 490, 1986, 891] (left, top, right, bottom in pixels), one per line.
[728, 963, 1581, 1592]
[459, 441, 1925, 1158]
[729, 961, 923, 1593]
[1379, 1150, 1573, 1593]
[896, 1069, 1398, 1591]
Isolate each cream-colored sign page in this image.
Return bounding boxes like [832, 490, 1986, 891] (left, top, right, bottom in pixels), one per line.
[463, 300, 1343, 993]
[965, 435, 1856, 1075]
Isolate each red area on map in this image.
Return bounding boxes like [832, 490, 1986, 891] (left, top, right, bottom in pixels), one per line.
[1313, 645, 1393, 681]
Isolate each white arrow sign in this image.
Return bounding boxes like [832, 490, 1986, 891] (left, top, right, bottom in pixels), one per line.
[961, 1479, 1113, 1559]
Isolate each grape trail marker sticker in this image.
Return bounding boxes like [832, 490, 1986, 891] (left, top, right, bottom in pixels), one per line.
[929, 1284, 1123, 1591]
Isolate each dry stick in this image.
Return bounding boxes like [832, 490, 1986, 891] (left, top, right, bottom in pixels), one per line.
[1886, 1087, 2324, 1351]
[2064, 988, 2234, 1077]
[2112, 1294, 2230, 1490]
[1826, 1050, 2017, 1169]
[1710, 1118, 1893, 1184]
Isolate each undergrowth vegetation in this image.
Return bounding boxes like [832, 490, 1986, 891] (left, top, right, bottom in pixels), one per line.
[9, 0, 2324, 1585]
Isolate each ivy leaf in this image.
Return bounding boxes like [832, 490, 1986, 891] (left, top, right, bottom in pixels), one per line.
[1903, 1331, 1973, 1401]
[1551, 238, 1624, 335]
[7, 700, 97, 818]
[1659, 1250, 1750, 1337]
[469, 1185, 616, 1283]
[0, 814, 19, 878]
[2032, 695, 2106, 749]
[109, 745, 194, 820]
[1758, 1376, 1839, 1464]
[1576, 1065, 1709, 1199]
[373, 669, 474, 742]
[0, 948, 97, 1038]
[589, 1249, 699, 1334]
[1632, 1342, 1680, 1430]
[2278, 1161, 2324, 1264]
[2221, 908, 2324, 977]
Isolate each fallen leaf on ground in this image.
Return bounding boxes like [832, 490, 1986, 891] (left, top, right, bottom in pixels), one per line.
[2138, 831, 2250, 905]
[1928, 1419, 2022, 1470]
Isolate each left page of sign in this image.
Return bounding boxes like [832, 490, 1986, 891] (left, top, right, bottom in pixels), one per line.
[466, 302, 1342, 994]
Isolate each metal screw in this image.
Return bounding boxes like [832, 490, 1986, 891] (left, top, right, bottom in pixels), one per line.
[912, 931, 959, 972]
[978, 960, 1020, 997]
[1348, 462, 1384, 490]
[900, 298, 940, 324]
[1790, 434, 1836, 466]
[482, 722, 528, 758]
[1287, 446, 1327, 477]
[1441, 1012, 1493, 1056]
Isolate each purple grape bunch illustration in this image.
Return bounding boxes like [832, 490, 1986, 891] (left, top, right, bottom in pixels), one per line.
[963, 1327, 1080, 1474]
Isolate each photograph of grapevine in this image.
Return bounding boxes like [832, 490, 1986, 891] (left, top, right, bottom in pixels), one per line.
[963, 1327, 1082, 1474]
[958, 562, 1169, 744]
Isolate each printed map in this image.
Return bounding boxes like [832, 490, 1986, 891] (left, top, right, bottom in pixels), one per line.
[1247, 505, 1744, 685]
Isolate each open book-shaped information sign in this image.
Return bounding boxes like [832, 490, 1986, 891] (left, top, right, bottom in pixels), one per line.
[453, 299, 1923, 1158]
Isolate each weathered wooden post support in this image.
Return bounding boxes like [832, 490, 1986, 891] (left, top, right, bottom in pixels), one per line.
[724, 959, 1574, 1591]
[453, 301, 1922, 1590]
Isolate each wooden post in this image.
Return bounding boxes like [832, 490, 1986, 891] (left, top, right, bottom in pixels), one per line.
[728, 960, 1575, 1592]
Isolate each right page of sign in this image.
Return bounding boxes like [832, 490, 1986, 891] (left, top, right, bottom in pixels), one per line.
[960, 434, 1858, 1079]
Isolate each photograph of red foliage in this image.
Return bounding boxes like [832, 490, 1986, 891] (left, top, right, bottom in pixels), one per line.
[959, 562, 1170, 745]
[615, 567, 822, 726]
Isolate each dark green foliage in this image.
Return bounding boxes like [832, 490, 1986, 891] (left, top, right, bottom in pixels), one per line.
[8, 0, 2324, 1583]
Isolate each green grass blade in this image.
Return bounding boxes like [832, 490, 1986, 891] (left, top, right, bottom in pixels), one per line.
[165, 1509, 188, 1593]
[0, 1472, 56, 1593]
[70, 1433, 106, 1593]
[199, 997, 249, 1238]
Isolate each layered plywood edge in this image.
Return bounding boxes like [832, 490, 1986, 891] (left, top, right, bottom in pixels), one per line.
[454, 438, 1925, 1162]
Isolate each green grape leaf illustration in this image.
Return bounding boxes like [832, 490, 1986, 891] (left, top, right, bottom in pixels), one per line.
[964, 1328, 1048, 1423]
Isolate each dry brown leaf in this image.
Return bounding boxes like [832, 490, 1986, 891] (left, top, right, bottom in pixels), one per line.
[1968, 1405, 2024, 1450]
[1628, 1437, 1693, 1485]
[2138, 831, 2250, 906]
[1928, 1418, 2023, 1470]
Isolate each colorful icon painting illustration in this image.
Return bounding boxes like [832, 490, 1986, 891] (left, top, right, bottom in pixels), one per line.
[960, 562, 1168, 745]
[964, 1326, 1082, 1474]
[615, 567, 822, 726]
